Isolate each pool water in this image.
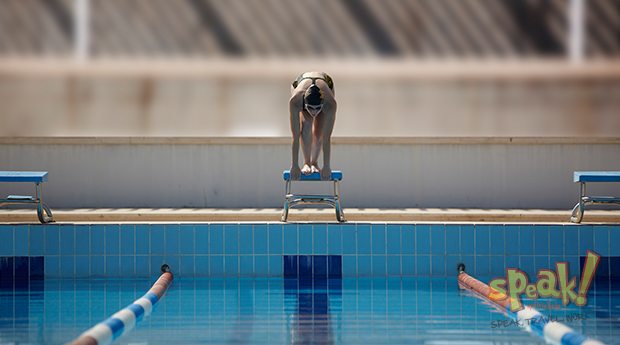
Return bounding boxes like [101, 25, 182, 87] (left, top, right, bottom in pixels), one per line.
[1, 277, 618, 344]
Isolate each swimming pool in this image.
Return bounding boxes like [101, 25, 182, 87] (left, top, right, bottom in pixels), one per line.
[1, 276, 619, 344]
[0, 222, 619, 344]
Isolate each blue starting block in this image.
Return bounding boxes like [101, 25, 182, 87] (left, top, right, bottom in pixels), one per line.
[282, 170, 345, 222]
[570, 171, 620, 223]
[0, 171, 54, 223]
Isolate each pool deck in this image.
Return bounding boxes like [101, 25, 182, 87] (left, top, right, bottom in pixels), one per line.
[1, 208, 619, 223]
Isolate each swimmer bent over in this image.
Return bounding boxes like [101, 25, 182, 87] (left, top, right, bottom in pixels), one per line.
[289, 72, 337, 181]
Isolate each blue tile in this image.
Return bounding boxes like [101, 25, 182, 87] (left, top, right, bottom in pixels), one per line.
[120, 225, 134, 255]
[342, 256, 356, 277]
[73, 225, 89, 255]
[519, 226, 534, 255]
[89, 254, 104, 277]
[460, 226, 475, 255]
[372, 256, 386, 276]
[534, 226, 549, 255]
[58, 225, 74, 255]
[387, 256, 401, 276]
[283, 255, 298, 277]
[194, 225, 208, 254]
[106, 256, 120, 277]
[520, 256, 535, 278]
[255, 255, 268, 276]
[566, 257, 579, 278]
[240, 255, 254, 276]
[314, 256, 328, 277]
[120, 256, 134, 276]
[60, 256, 74, 278]
[401, 225, 414, 254]
[357, 255, 371, 276]
[504, 225, 519, 255]
[475, 256, 489, 276]
[179, 225, 194, 255]
[179, 255, 194, 276]
[150, 225, 165, 255]
[254, 225, 268, 255]
[105, 225, 119, 255]
[149, 256, 165, 277]
[564, 227, 579, 256]
[416, 225, 430, 255]
[506, 255, 519, 269]
[268, 224, 283, 255]
[238, 224, 252, 255]
[0, 257, 13, 281]
[443, 225, 459, 254]
[578, 225, 593, 254]
[30, 226, 44, 256]
[298, 224, 313, 254]
[342, 224, 356, 254]
[475, 225, 490, 255]
[357, 224, 371, 255]
[0, 226, 13, 255]
[90, 225, 105, 255]
[224, 255, 238, 276]
[371, 225, 386, 255]
[314, 225, 327, 255]
[328, 255, 342, 278]
[611, 227, 620, 256]
[402, 255, 415, 276]
[549, 226, 564, 256]
[445, 255, 461, 276]
[283, 224, 298, 254]
[135, 256, 150, 277]
[165, 224, 180, 255]
[135, 225, 149, 255]
[461, 256, 474, 275]
[327, 224, 342, 254]
[431, 256, 445, 276]
[195, 256, 209, 276]
[209, 224, 223, 255]
[45, 256, 60, 278]
[29, 256, 43, 279]
[550, 256, 563, 270]
[75, 256, 89, 277]
[593, 226, 610, 256]
[489, 256, 505, 276]
[417, 255, 430, 275]
[269, 256, 283, 276]
[45, 224, 59, 255]
[489, 226, 504, 255]
[430, 225, 445, 255]
[299, 255, 312, 277]
[386, 225, 400, 254]
[534, 256, 550, 273]
[14, 226, 28, 256]
[224, 224, 239, 254]
[14, 256, 29, 281]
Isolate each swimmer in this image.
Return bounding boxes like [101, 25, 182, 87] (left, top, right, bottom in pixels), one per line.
[288, 72, 337, 180]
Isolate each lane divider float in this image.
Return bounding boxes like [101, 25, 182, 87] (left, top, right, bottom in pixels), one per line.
[456, 263, 605, 345]
[68, 264, 174, 345]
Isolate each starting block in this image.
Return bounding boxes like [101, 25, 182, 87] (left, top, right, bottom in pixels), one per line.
[281, 170, 345, 222]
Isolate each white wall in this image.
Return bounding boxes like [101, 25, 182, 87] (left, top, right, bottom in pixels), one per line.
[1, 138, 619, 209]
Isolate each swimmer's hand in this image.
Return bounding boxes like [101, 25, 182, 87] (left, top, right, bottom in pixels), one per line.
[301, 164, 313, 175]
[321, 167, 331, 181]
[290, 165, 301, 180]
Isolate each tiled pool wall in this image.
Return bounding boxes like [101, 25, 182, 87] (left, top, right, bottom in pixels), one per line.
[0, 223, 618, 281]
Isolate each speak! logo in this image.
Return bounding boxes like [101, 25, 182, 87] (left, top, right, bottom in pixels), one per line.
[488, 251, 600, 312]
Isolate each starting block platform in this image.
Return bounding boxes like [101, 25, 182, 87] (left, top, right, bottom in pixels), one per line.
[282, 170, 345, 222]
[570, 171, 620, 223]
[0, 171, 54, 223]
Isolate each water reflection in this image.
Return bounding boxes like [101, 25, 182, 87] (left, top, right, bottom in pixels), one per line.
[284, 278, 341, 345]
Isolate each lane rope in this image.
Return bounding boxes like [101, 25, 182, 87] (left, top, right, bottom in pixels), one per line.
[456, 263, 605, 345]
[68, 264, 174, 345]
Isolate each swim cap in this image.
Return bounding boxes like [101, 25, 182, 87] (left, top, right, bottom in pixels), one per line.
[304, 84, 323, 106]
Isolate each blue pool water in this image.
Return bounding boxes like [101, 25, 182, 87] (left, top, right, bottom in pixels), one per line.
[1, 277, 619, 344]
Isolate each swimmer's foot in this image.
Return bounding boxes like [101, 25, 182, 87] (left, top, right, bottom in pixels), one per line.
[311, 165, 320, 174]
[301, 164, 312, 175]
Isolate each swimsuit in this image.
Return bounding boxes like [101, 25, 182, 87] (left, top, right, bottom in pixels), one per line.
[292, 72, 334, 91]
